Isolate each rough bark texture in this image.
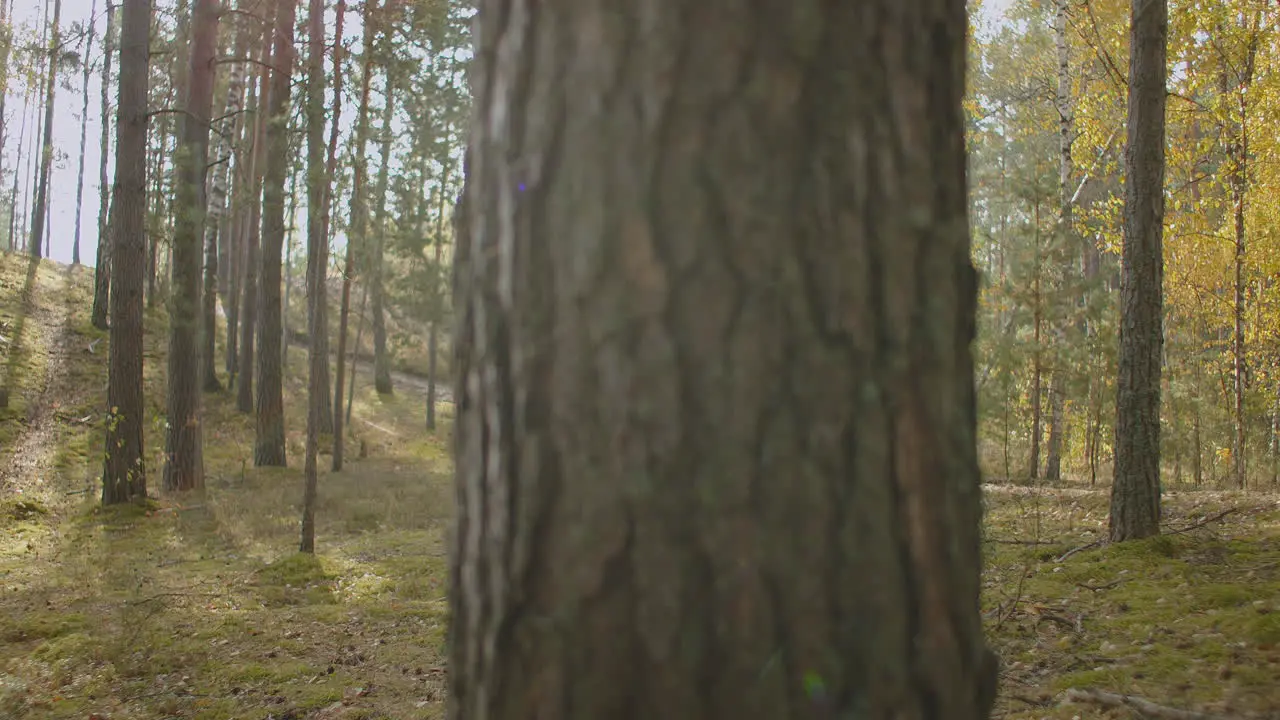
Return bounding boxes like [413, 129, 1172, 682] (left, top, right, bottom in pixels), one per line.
[1110, 0, 1167, 542]
[449, 2, 997, 718]
[91, 0, 116, 330]
[102, 0, 150, 505]
[162, 0, 219, 492]
[254, 0, 297, 467]
[28, 0, 61, 259]
[300, 0, 328, 553]
[425, 170, 449, 432]
[71, 0, 97, 266]
[370, 83, 395, 396]
[332, 0, 375, 471]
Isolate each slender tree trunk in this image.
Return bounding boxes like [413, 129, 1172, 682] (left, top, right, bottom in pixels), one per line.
[425, 169, 449, 432]
[102, 0, 151, 505]
[333, 0, 374, 470]
[300, 0, 328, 553]
[1045, 371, 1066, 480]
[162, 0, 219, 492]
[92, 1, 117, 329]
[29, 0, 62, 260]
[283, 166, 297, 363]
[1045, 0, 1075, 483]
[1230, 99, 1249, 491]
[450, 2, 998, 717]
[0, 0, 11, 224]
[1110, 0, 1167, 542]
[254, 0, 298, 467]
[236, 6, 275, 412]
[71, 0, 98, 266]
[370, 84, 395, 396]
[346, 279, 368, 426]
[1029, 202, 1042, 481]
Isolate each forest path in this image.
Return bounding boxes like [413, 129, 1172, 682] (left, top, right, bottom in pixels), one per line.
[0, 259, 94, 503]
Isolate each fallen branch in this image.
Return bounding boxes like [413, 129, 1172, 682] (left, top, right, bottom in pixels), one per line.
[359, 418, 401, 438]
[994, 565, 1030, 631]
[125, 591, 223, 606]
[1057, 539, 1104, 562]
[1063, 688, 1247, 720]
[987, 537, 1060, 546]
[1165, 506, 1254, 535]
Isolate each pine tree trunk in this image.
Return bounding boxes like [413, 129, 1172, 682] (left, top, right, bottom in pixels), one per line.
[1029, 221, 1042, 481]
[29, 0, 62, 260]
[71, 0, 97, 266]
[236, 6, 275, 412]
[333, 0, 374, 471]
[0, 0, 11, 219]
[425, 170, 449, 432]
[450, 1, 997, 716]
[102, 0, 151, 505]
[1045, 370, 1066, 481]
[300, 0, 328, 553]
[1110, 0, 1167, 542]
[370, 83, 395, 396]
[162, 0, 219, 492]
[254, 0, 298, 467]
[91, 1, 116, 330]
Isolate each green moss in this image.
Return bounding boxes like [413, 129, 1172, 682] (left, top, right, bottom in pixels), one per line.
[0, 611, 87, 643]
[1249, 613, 1280, 645]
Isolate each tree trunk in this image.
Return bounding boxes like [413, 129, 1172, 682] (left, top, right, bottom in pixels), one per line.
[300, 0, 327, 553]
[254, 0, 298, 467]
[283, 166, 298, 363]
[1229, 96, 1250, 492]
[162, 0, 219, 492]
[1045, 370, 1066, 481]
[29, 0, 62, 260]
[102, 0, 151, 505]
[1110, 0, 1166, 543]
[449, 2, 998, 717]
[236, 6, 275, 412]
[91, 1, 116, 330]
[425, 169, 449, 432]
[369, 83, 395, 396]
[71, 0, 97, 266]
[333, 0, 374, 471]
[1029, 202, 1042, 481]
[0, 0, 11, 224]
[346, 279, 369, 426]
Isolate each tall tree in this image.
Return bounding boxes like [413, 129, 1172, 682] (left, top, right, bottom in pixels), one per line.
[102, 0, 151, 505]
[254, 0, 298, 467]
[1110, 0, 1167, 542]
[449, 1, 998, 717]
[29, 0, 62, 259]
[1044, 0, 1073, 482]
[236, 5, 275, 411]
[369, 78, 395, 396]
[162, 0, 219, 492]
[333, 0, 376, 471]
[91, 1, 116, 329]
[300, 0, 327, 554]
[0, 0, 11, 202]
[71, 0, 99, 266]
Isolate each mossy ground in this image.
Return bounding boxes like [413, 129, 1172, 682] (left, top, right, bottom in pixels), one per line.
[4, 254, 1280, 718]
[983, 483, 1280, 717]
[1, 253, 454, 719]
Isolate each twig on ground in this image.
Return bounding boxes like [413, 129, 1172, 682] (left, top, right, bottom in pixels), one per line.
[987, 538, 1060, 546]
[359, 418, 401, 437]
[994, 565, 1030, 631]
[1076, 578, 1124, 592]
[1035, 611, 1081, 634]
[125, 591, 223, 606]
[1057, 539, 1104, 562]
[1063, 688, 1247, 720]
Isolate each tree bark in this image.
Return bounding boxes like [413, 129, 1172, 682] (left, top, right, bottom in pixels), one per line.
[162, 0, 219, 492]
[91, 1, 116, 330]
[29, 0, 62, 260]
[449, 2, 997, 718]
[1110, 0, 1167, 542]
[1029, 201, 1042, 481]
[369, 81, 395, 396]
[102, 0, 151, 505]
[425, 168, 449, 432]
[71, 0, 97, 267]
[300, 0, 329, 553]
[254, 0, 298, 467]
[333, 0, 375, 471]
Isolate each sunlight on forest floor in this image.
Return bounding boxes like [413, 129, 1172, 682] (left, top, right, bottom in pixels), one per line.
[0, 255, 455, 719]
[2, 254, 1280, 718]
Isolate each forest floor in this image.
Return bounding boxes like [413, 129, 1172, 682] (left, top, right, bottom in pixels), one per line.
[0, 254, 453, 720]
[1, 253, 1279, 719]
